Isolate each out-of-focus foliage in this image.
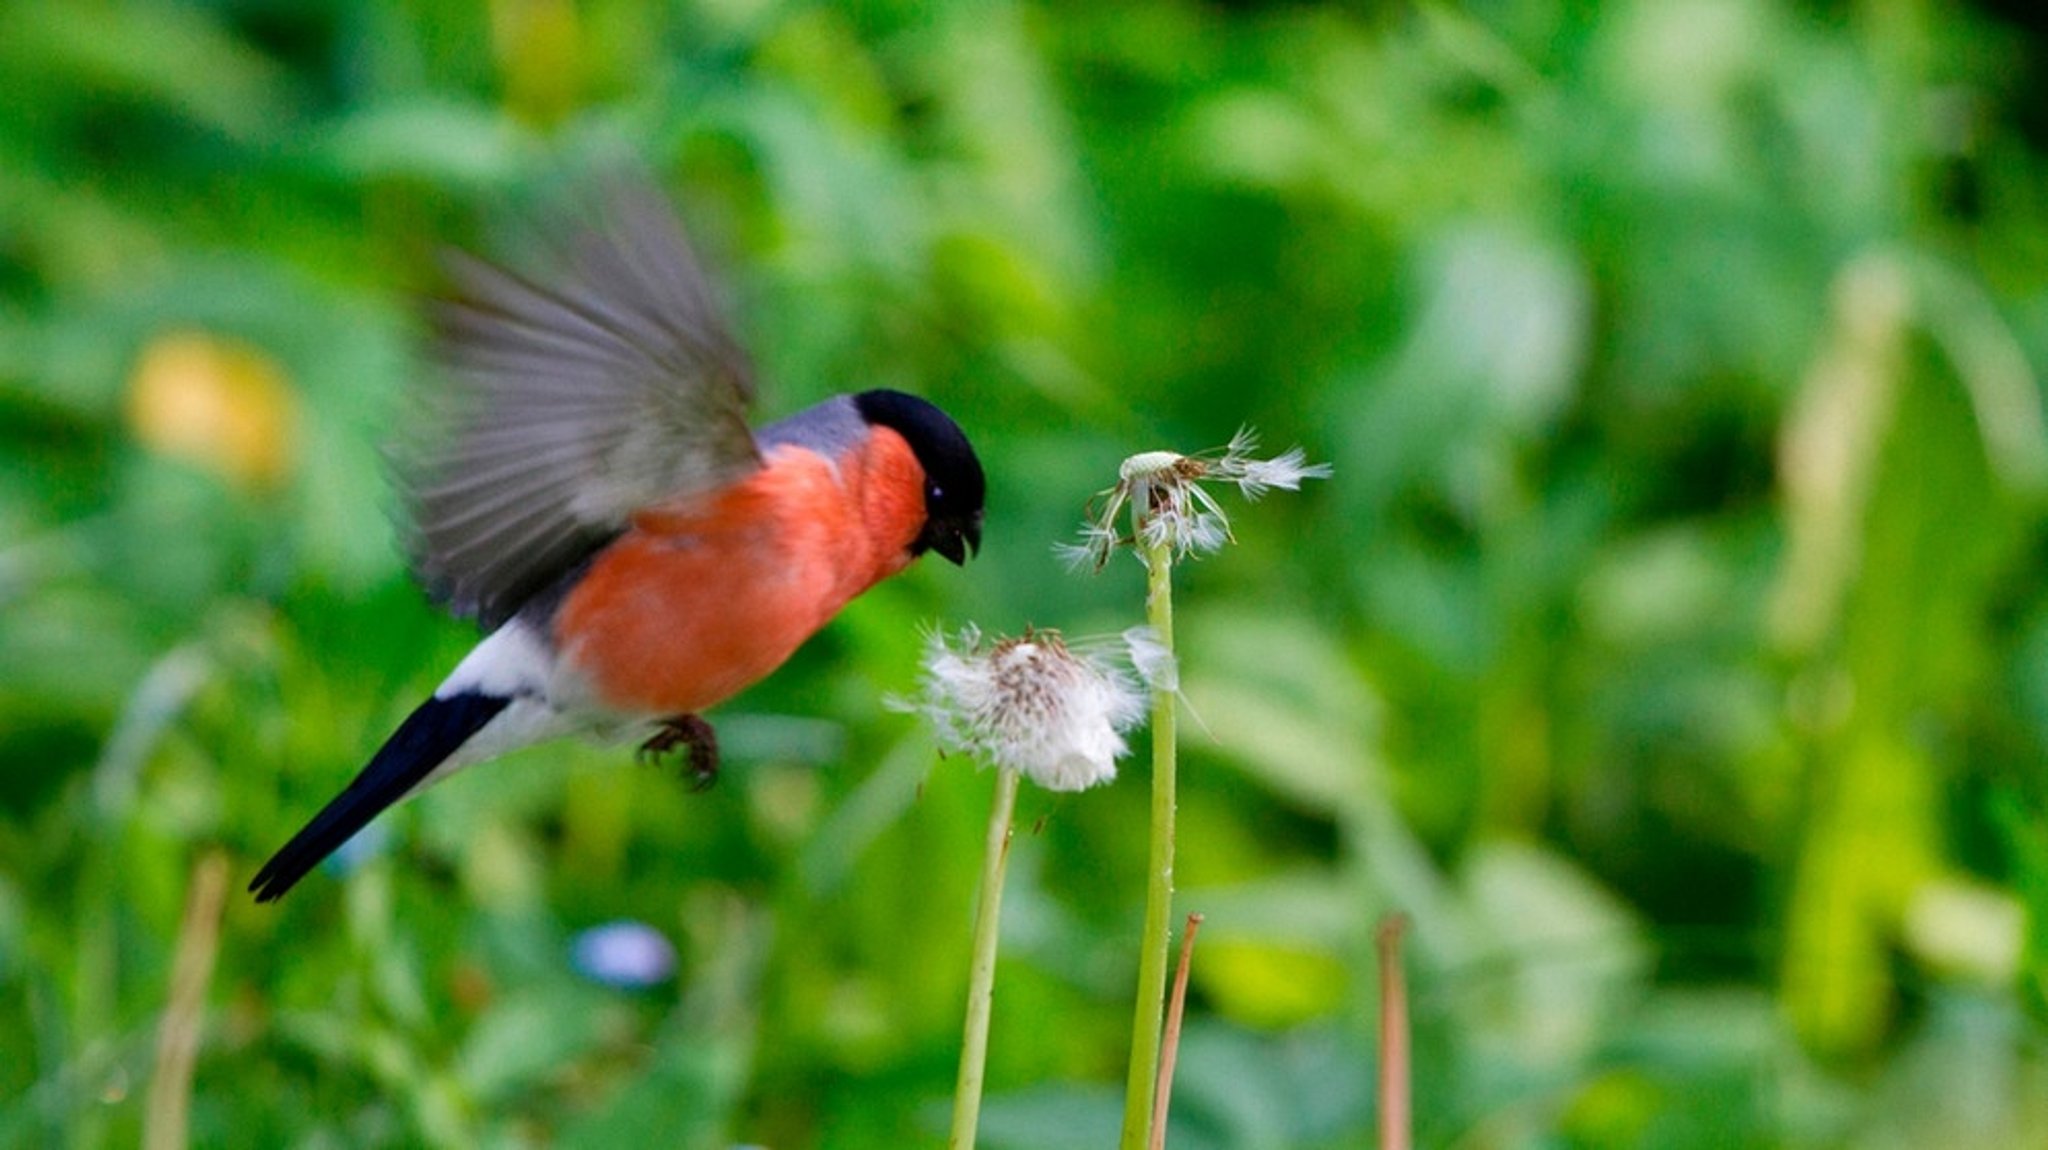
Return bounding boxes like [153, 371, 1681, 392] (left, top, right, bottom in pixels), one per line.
[7, 0, 2048, 1146]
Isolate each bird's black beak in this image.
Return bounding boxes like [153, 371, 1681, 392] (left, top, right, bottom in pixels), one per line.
[930, 515, 981, 566]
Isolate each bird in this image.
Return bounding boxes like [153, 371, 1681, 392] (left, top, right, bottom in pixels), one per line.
[248, 173, 985, 902]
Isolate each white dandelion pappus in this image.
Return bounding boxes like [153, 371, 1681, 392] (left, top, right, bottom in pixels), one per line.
[905, 625, 1146, 792]
[1121, 625, 1177, 693]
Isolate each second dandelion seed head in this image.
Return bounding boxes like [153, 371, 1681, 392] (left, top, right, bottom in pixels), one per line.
[1063, 428, 1331, 571]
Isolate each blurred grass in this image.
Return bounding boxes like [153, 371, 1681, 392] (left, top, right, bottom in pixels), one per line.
[8, 0, 2048, 1146]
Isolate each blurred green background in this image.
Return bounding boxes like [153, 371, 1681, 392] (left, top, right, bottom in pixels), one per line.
[8, 0, 2048, 1146]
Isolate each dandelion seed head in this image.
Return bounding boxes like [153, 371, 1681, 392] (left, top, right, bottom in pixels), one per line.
[908, 626, 1146, 792]
[1069, 427, 1328, 569]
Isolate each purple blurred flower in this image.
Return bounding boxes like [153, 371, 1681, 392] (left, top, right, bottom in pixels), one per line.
[570, 920, 677, 988]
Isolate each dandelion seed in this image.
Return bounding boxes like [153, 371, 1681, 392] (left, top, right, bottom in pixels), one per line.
[1055, 523, 1121, 572]
[1123, 625, 1177, 693]
[1064, 427, 1330, 570]
[899, 625, 1146, 792]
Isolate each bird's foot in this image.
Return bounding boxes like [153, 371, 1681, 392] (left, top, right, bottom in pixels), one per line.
[637, 714, 719, 791]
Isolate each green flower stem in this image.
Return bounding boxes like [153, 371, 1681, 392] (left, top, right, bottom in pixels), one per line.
[949, 765, 1022, 1150]
[1119, 537, 1178, 1150]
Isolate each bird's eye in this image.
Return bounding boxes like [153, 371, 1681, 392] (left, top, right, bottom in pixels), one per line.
[929, 484, 944, 501]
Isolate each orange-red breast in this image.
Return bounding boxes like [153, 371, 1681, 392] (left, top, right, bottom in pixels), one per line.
[250, 176, 984, 902]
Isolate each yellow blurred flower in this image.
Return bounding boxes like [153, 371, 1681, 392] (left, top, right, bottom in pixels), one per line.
[126, 330, 297, 489]
[1195, 938, 1347, 1028]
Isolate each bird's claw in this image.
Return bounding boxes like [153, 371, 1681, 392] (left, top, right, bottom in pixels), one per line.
[637, 714, 719, 791]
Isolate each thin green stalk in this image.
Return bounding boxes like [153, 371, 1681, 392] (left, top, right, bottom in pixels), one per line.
[1119, 537, 1178, 1150]
[950, 766, 1022, 1150]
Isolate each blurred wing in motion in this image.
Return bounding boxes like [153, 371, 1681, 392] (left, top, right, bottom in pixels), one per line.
[405, 173, 762, 629]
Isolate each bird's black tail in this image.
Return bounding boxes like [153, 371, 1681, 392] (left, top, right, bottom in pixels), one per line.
[250, 692, 511, 903]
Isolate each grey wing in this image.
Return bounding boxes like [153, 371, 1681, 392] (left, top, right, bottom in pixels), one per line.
[404, 173, 763, 629]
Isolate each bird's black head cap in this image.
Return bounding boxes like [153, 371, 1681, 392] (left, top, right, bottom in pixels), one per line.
[853, 389, 985, 565]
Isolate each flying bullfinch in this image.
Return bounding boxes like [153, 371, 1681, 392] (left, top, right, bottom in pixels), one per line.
[249, 175, 985, 902]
